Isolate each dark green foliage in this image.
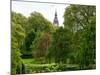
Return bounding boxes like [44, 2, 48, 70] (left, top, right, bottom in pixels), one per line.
[64, 5, 96, 68]
[31, 32, 51, 59]
[78, 16, 96, 67]
[47, 27, 71, 63]
[21, 29, 36, 58]
[24, 30, 35, 50]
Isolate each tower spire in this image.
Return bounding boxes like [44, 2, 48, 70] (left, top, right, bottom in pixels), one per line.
[53, 10, 59, 26]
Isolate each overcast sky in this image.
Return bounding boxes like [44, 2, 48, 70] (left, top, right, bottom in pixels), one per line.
[12, 0, 96, 26]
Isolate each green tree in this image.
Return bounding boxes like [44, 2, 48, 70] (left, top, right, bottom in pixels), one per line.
[64, 5, 96, 32]
[21, 11, 54, 58]
[64, 5, 96, 68]
[11, 22, 23, 75]
[77, 16, 96, 68]
[12, 11, 27, 30]
[11, 12, 26, 74]
[47, 27, 71, 63]
[11, 11, 26, 51]
[21, 29, 36, 58]
[31, 32, 51, 59]
[27, 12, 54, 33]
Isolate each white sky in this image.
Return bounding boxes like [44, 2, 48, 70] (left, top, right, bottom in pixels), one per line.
[12, 0, 96, 26]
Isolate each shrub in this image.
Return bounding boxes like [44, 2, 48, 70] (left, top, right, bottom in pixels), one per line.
[25, 63, 80, 74]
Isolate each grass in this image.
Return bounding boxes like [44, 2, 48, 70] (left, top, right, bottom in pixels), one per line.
[22, 58, 35, 64]
[22, 58, 46, 64]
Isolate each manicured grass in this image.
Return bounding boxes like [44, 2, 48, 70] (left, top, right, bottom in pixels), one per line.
[22, 58, 35, 64]
[22, 58, 45, 64]
[22, 57, 48, 64]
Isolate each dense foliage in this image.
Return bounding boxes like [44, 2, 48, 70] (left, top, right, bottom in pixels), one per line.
[31, 32, 51, 59]
[47, 27, 71, 63]
[64, 5, 96, 68]
[11, 5, 96, 74]
[11, 22, 24, 74]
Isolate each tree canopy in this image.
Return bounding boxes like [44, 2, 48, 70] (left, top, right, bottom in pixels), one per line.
[64, 5, 96, 67]
[11, 5, 96, 74]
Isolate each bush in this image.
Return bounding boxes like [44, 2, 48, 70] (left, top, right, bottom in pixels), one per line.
[25, 63, 80, 74]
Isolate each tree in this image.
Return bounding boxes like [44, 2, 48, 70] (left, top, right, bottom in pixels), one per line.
[21, 29, 36, 58]
[31, 32, 51, 59]
[47, 27, 71, 63]
[11, 12, 26, 74]
[27, 11, 54, 33]
[11, 11, 26, 51]
[21, 11, 54, 58]
[64, 5, 96, 68]
[77, 16, 96, 68]
[64, 5, 96, 32]
[11, 22, 23, 75]
[12, 11, 27, 31]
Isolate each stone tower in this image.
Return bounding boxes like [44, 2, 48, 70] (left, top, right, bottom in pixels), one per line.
[53, 10, 59, 26]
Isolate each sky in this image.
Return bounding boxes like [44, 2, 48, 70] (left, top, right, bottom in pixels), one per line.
[12, 0, 70, 26]
[12, 0, 96, 26]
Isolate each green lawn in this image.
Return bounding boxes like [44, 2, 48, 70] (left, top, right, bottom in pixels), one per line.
[22, 58, 46, 64]
[22, 58, 35, 64]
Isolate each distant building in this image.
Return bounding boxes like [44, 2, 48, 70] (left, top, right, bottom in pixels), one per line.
[53, 10, 59, 26]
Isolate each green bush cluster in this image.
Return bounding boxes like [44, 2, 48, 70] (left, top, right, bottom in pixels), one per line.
[25, 63, 80, 74]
